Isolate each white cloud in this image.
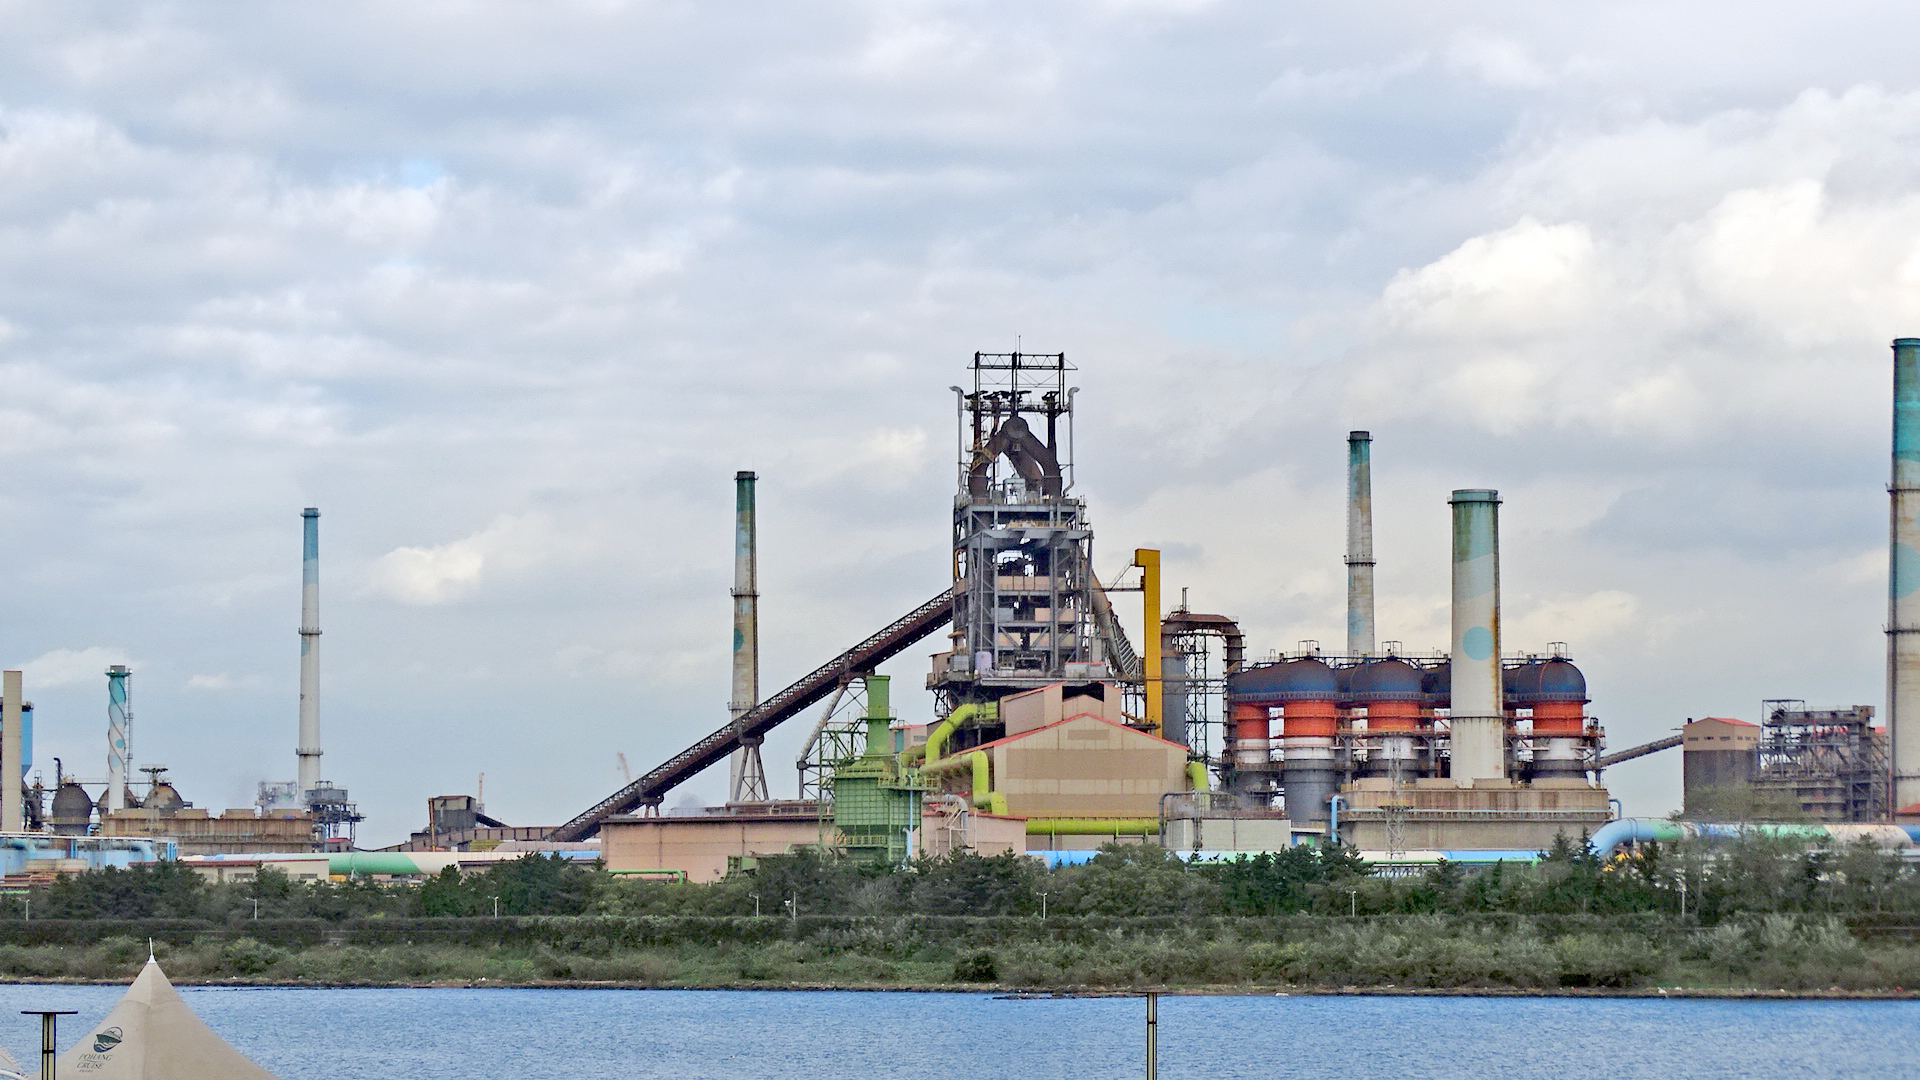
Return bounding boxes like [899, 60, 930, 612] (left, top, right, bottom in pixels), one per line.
[21, 647, 132, 689]
[0, 4, 1916, 836]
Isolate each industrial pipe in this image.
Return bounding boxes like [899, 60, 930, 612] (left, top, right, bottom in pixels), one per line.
[1346, 431, 1375, 658]
[1448, 489, 1504, 783]
[906, 701, 997, 766]
[1585, 818, 1920, 857]
[922, 751, 1006, 815]
[1024, 818, 1158, 836]
[1136, 548, 1163, 736]
[1187, 760, 1209, 792]
[1891, 338, 1920, 815]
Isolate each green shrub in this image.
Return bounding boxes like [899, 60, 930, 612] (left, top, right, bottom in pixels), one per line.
[952, 949, 998, 982]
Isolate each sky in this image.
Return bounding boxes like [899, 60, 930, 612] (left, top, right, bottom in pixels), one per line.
[2, 2, 1918, 844]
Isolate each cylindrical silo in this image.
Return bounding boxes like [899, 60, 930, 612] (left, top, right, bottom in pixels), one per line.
[1449, 489, 1505, 784]
[1513, 659, 1589, 780]
[1893, 339, 1920, 816]
[1346, 431, 1375, 659]
[1276, 658, 1341, 825]
[1355, 658, 1425, 779]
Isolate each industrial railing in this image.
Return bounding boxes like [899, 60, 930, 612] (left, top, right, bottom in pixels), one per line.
[550, 585, 957, 841]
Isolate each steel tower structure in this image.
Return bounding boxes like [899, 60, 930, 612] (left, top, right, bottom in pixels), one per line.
[930, 352, 1113, 727]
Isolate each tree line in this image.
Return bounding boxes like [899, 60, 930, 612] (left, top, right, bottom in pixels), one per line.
[15, 832, 1920, 924]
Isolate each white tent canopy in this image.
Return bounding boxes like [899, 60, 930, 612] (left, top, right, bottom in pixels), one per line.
[52, 958, 279, 1080]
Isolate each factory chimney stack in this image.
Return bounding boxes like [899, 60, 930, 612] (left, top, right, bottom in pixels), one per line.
[1890, 339, 1920, 816]
[1346, 431, 1376, 659]
[728, 471, 769, 803]
[105, 665, 131, 811]
[1449, 489, 1505, 784]
[297, 508, 322, 797]
[2, 671, 20, 832]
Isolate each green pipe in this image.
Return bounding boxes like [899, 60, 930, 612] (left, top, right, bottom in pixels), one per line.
[1024, 818, 1160, 835]
[902, 701, 996, 766]
[922, 750, 1006, 814]
[1187, 761, 1209, 792]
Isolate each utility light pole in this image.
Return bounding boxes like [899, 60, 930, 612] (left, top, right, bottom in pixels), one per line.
[23, 1010, 75, 1080]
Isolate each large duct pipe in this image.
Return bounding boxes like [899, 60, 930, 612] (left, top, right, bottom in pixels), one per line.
[2, 671, 20, 832]
[297, 508, 322, 796]
[1346, 431, 1375, 659]
[1891, 338, 1920, 815]
[105, 665, 130, 812]
[728, 471, 768, 802]
[1449, 489, 1504, 784]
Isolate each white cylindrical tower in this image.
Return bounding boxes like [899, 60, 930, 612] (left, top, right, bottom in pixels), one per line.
[1449, 489, 1504, 785]
[1346, 431, 1376, 659]
[1890, 339, 1920, 815]
[297, 507, 322, 796]
[105, 665, 131, 811]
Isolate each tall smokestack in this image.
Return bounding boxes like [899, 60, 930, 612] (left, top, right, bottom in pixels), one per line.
[2, 671, 20, 832]
[1449, 489, 1504, 784]
[297, 507, 322, 796]
[105, 665, 130, 811]
[728, 472, 768, 803]
[1890, 339, 1920, 816]
[1346, 431, 1376, 658]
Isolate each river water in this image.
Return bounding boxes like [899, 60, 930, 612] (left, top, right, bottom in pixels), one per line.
[0, 984, 1908, 1079]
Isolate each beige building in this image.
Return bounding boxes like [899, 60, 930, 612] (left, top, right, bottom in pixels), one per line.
[928, 711, 1193, 852]
[1336, 777, 1612, 851]
[600, 803, 828, 882]
[101, 808, 317, 855]
[180, 854, 333, 884]
[920, 804, 1027, 858]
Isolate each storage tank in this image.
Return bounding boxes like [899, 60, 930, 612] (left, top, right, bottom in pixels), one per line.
[1258, 658, 1341, 825]
[1224, 665, 1287, 796]
[1509, 658, 1589, 780]
[1354, 658, 1426, 779]
[49, 761, 93, 836]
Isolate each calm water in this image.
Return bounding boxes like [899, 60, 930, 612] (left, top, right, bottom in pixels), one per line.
[0, 984, 1909, 1079]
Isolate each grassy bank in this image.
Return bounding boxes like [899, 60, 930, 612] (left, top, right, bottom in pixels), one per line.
[1, 914, 1916, 994]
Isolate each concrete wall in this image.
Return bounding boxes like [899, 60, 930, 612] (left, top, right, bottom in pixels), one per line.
[601, 816, 824, 882]
[990, 714, 1189, 819]
[1163, 816, 1293, 853]
[920, 809, 1025, 858]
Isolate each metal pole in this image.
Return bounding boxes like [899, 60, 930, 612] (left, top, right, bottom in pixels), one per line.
[24, 1010, 75, 1080]
[1145, 992, 1158, 1080]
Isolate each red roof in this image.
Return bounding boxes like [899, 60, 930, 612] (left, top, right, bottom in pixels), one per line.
[1691, 716, 1759, 728]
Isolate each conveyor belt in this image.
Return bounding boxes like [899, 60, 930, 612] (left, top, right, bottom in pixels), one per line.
[550, 586, 956, 841]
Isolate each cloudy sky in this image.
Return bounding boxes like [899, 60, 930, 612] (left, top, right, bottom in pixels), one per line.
[3, 2, 1917, 843]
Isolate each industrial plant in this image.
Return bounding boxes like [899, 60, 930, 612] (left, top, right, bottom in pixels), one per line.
[3, 341, 1920, 886]
[554, 351, 1628, 879]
